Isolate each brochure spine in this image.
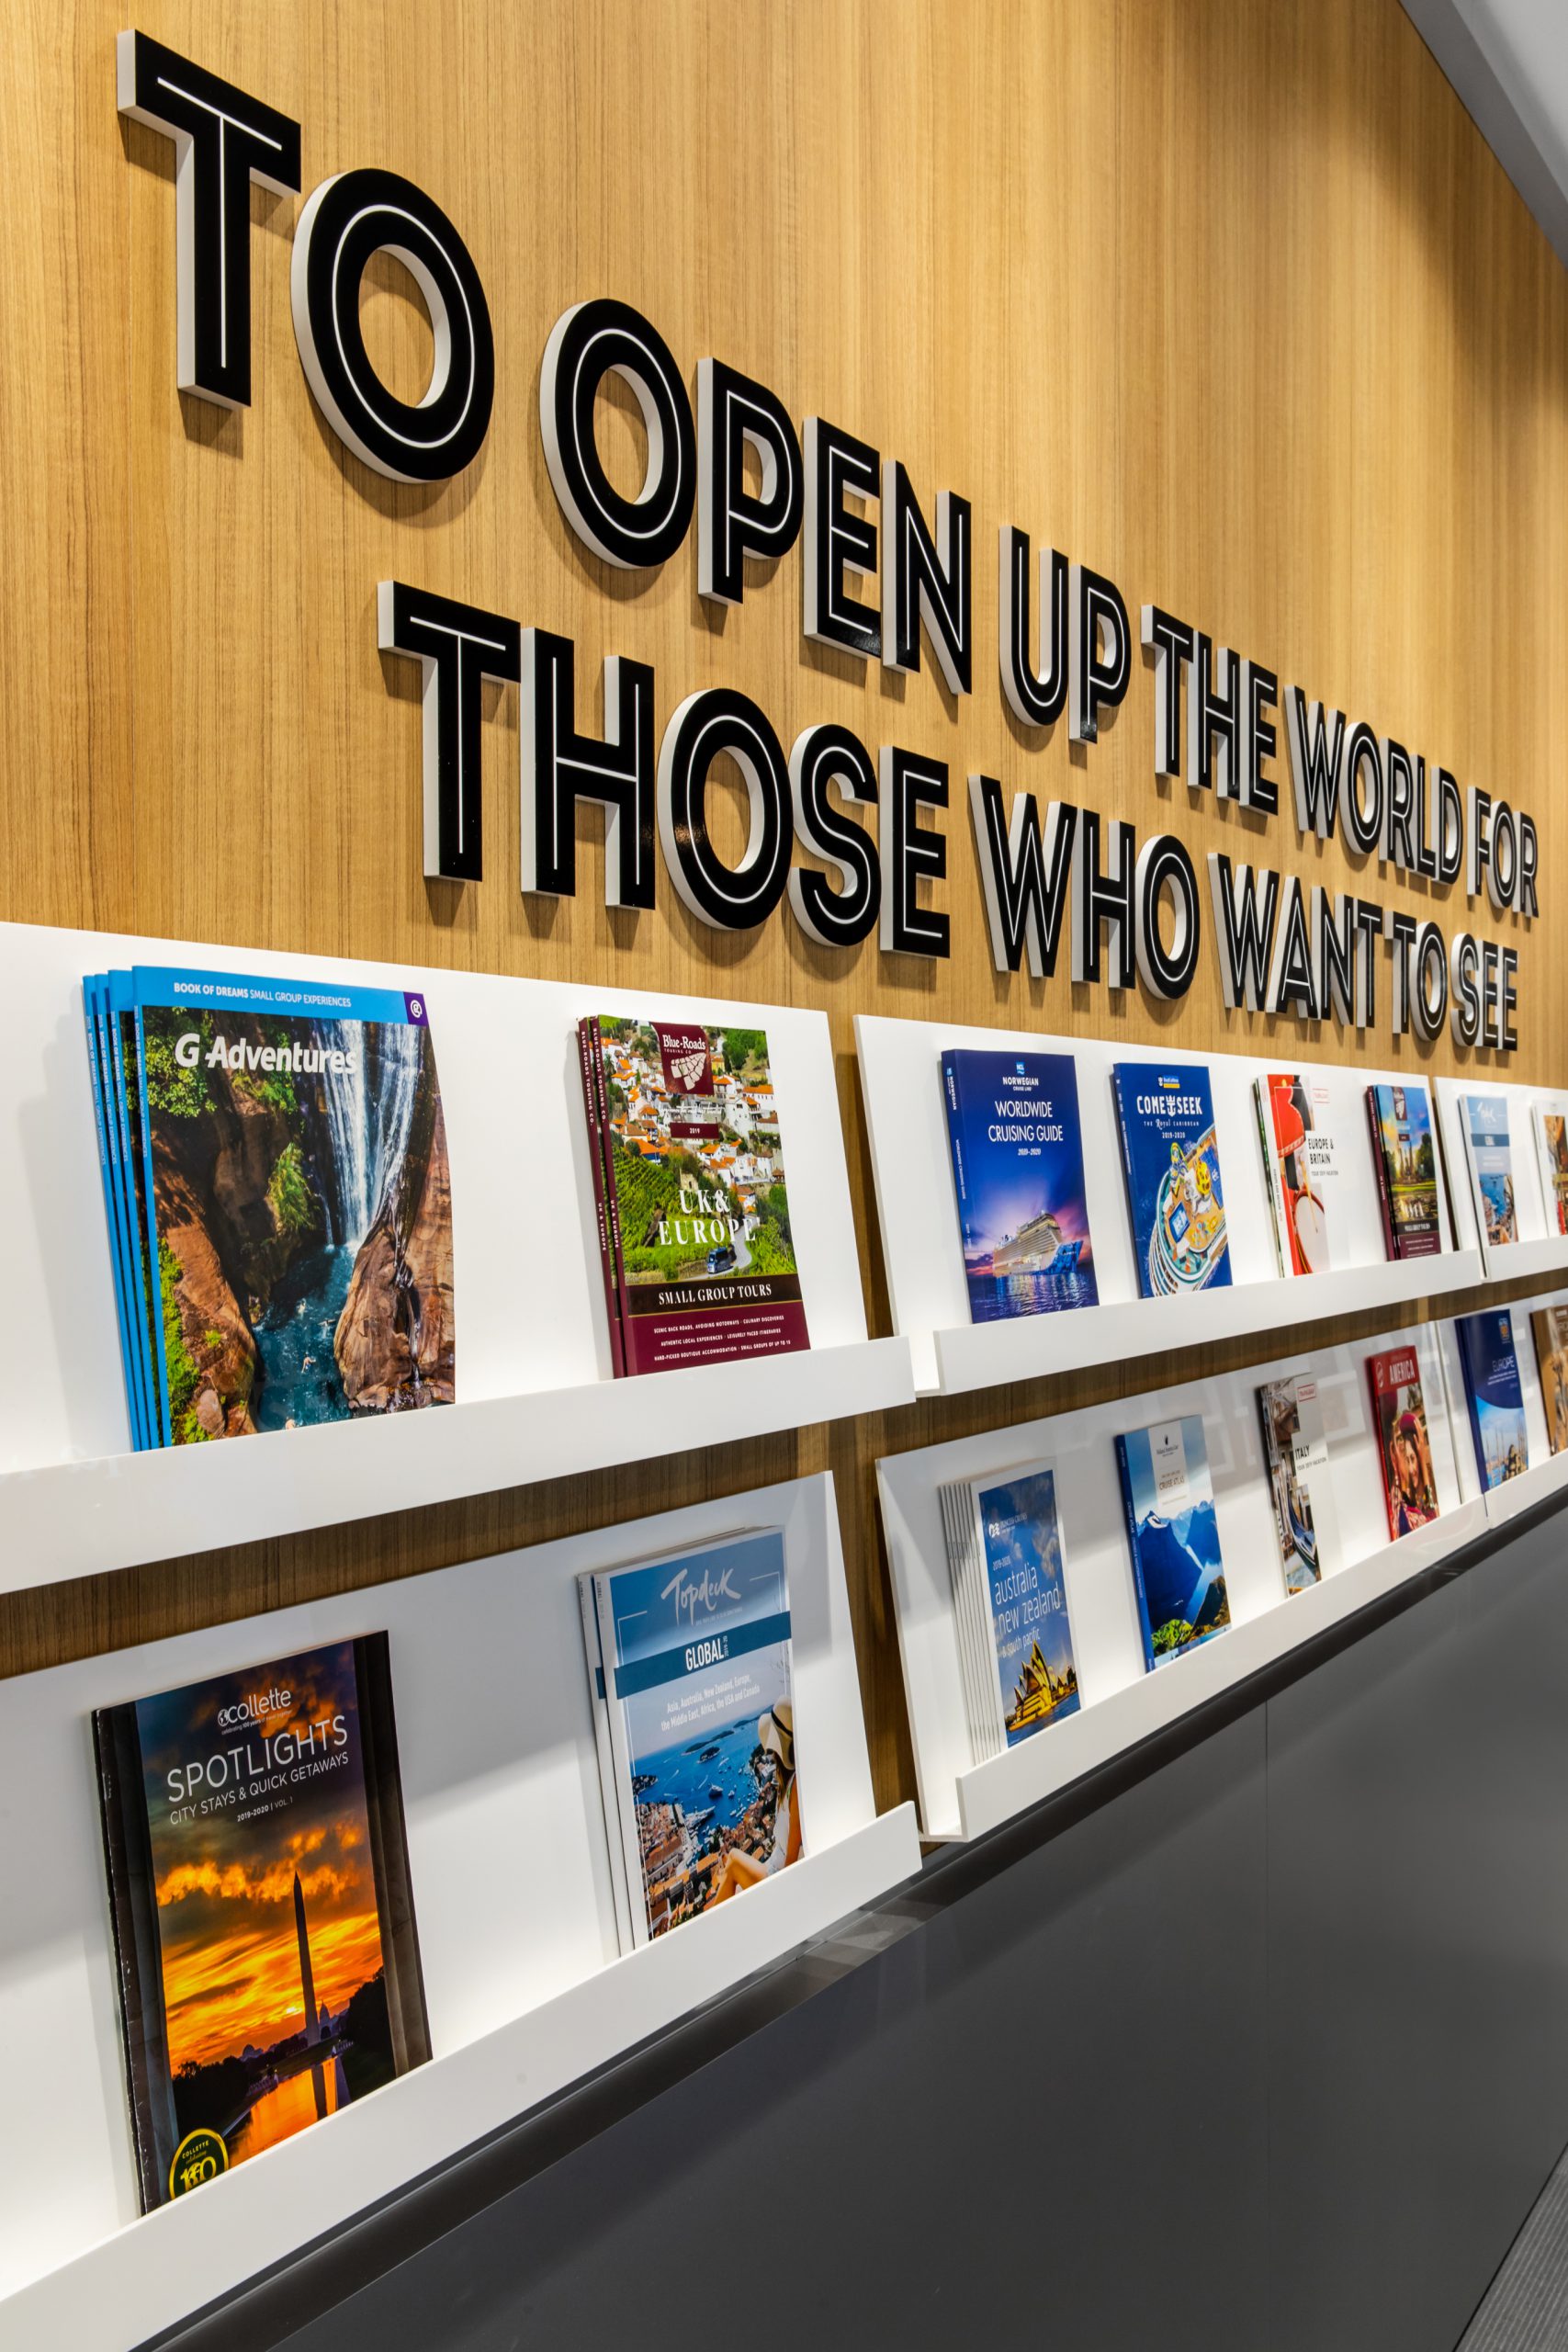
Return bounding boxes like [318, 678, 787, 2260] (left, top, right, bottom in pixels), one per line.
[85, 980, 144, 1452]
[1113, 1432, 1156, 1673]
[109, 988, 161, 1450]
[132, 1002, 175, 1446]
[1367, 1090, 1399, 1262]
[577, 1018, 626, 1380]
[591, 1572, 653, 1948]
[1110, 1069, 1150, 1299]
[941, 1051, 969, 1226]
[1255, 1078, 1289, 1279]
[576, 1569, 634, 1954]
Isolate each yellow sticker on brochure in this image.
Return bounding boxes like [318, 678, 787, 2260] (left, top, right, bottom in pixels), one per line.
[169, 2125, 229, 2199]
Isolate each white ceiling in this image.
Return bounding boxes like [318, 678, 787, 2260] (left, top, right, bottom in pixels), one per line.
[1403, 0, 1568, 266]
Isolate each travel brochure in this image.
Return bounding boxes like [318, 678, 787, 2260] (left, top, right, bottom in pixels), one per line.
[1530, 1306, 1568, 1456]
[1367, 1345, 1441, 1541]
[1111, 1062, 1231, 1296]
[1534, 1105, 1568, 1239]
[939, 1461, 1080, 1762]
[1366, 1081, 1441, 1261]
[1461, 1093, 1517, 1253]
[1257, 1071, 1336, 1276]
[1256, 1373, 1338, 1594]
[942, 1048, 1097, 1322]
[95, 1634, 430, 2211]
[1453, 1309, 1529, 1491]
[1113, 1414, 1231, 1668]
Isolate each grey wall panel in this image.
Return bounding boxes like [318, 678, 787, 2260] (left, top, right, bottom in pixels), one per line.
[257, 1714, 1270, 2352]
[1266, 1519, 1568, 2352]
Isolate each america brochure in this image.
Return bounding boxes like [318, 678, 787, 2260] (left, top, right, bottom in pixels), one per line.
[1256, 1072, 1335, 1276]
[578, 1015, 808, 1376]
[1256, 1374, 1340, 1595]
[1366, 1345, 1441, 1541]
[94, 1634, 430, 2212]
[583, 1529, 803, 1947]
[83, 966, 454, 1448]
[1530, 1306, 1568, 1456]
[1113, 1415, 1231, 1668]
[939, 1462, 1080, 1763]
[1454, 1309, 1529, 1491]
[942, 1048, 1097, 1322]
[1111, 1062, 1231, 1296]
[1533, 1102, 1568, 1238]
[1366, 1081, 1442, 1261]
[1461, 1094, 1517, 1252]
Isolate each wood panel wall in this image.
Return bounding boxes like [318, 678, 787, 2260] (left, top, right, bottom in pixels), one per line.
[2, 0, 1563, 1808]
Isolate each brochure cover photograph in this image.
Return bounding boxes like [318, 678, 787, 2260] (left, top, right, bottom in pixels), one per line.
[942, 1048, 1097, 1321]
[588, 1530, 803, 1943]
[1462, 1094, 1518, 1250]
[1367, 1346, 1441, 1540]
[972, 1466, 1080, 1746]
[1455, 1309, 1529, 1490]
[1257, 1374, 1337, 1594]
[1535, 1105, 1568, 1238]
[1531, 1306, 1568, 1455]
[1113, 1415, 1231, 1667]
[1366, 1082, 1441, 1261]
[94, 1634, 430, 2212]
[581, 1017, 807, 1375]
[1111, 1062, 1230, 1296]
[85, 967, 455, 1444]
[1258, 1072, 1335, 1275]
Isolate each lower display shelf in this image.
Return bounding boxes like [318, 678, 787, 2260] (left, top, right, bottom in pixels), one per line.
[1483, 1445, 1568, 1530]
[949, 1503, 1486, 1842]
[0, 1337, 916, 1593]
[0, 1804, 922, 2352]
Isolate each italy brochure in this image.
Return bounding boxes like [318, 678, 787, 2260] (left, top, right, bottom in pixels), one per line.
[1256, 1072, 1334, 1275]
[942, 1048, 1097, 1321]
[581, 1527, 803, 1945]
[83, 965, 454, 1446]
[1113, 1414, 1230, 1668]
[1256, 1373, 1339, 1594]
[1366, 1344, 1441, 1540]
[95, 1634, 430, 2211]
[1365, 1081, 1441, 1261]
[938, 1459, 1080, 1763]
[1460, 1093, 1517, 1252]
[1111, 1062, 1230, 1296]
[578, 1016, 808, 1376]
[1454, 1308, 1529, 1490]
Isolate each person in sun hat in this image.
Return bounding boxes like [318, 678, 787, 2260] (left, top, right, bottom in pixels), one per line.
[703, 1698, 803, 1904]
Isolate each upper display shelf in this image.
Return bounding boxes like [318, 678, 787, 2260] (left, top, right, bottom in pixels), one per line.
[0, 922, 913, 1588]
[856, 1012, 1565, 1396]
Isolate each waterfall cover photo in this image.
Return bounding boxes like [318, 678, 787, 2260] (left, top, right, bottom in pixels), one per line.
[118, 969, 455, 1442]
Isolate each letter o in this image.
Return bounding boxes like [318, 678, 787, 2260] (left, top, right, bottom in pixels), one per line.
[1134, 834, 1201, 1000]
[291, 168, 494, 482]
[1489, 801, 1517, 910]
[1414, 922, 1449, 1039]
[658, 689, 791, 929]
[541, 299, 696, 569]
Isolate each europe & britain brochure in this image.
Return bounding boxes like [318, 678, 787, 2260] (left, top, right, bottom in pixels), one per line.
[1366, 1345, 1441, 1540]
[1256, 1373, 1339, 1594]
[84, 966, 455, 1445]
[95, 1634, 430, 2211]
[1533, 1102, 1568, 1239]
[1113, 1415, 1231, 1668]
[578, 1017, 808, 1376]
[1453, 1308, 1529, 1490]
[939, 1461, 1080, 1762]
[1111, 1062, 1230, 1296]
[1530, 1305, 1568, 1456]
[1256, 1072, 1335, 1276]
[583, 1528, 803, 1946]
[1365, 1081, 1442, 1261]
[1460, 1093, 1517, 1253]
[942, 1048, 1097, 1321]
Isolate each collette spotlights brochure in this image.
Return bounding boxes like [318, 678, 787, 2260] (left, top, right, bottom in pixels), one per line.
[95, 1634, 430, 2211]
[83, 966, 455, 1447]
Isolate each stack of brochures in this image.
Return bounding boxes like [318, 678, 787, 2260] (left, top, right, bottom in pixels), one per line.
[580, 1527, 805, 1948]
[84, 964, 454, 1448]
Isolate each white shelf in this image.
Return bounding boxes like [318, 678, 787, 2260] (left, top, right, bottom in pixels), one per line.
[0, 921, 905, 1583]
[930, 1252, 1482, 1396]
[0, 1336, 915, 1592]
[877, 1318, 1479, 1841]
[0, 1804, 919, 2352]
[857, 1010, 1504, 1397]
[1483, 1444, 1568, 1530]
[0, 1472, 921, 2350]
[1432, 1076, 1568, 1281]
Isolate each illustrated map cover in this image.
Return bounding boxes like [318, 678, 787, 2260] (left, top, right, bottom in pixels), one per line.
[968, 1464, 1080, 1750]
[85, 967, 454, 1447]
[1367, 1345, 1441, 1540]
[580, 1018, 807, 1376]
[1258, 1072, 1335, 1275]
[586, 1529, 803, 1944]
[1111, 1062, 1230, 1296]
[1531, 1306, 1568, 1456]
[1113, 1414, 1231, 1668]
[1461, 1094, 1517, 1252]
[94, 1634, 429, 2211]
[942, 1048, 1097, 1321]
[1455, 1309, 1529, 1490]
[1257, 1374, 1339, 1594]
[1367, 1082, 1441, 1261]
